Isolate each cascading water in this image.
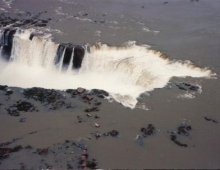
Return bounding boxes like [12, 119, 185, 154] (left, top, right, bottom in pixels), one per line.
[0, 28, 214, 108]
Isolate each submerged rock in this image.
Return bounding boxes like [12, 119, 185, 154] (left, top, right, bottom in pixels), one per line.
[6, 101, 36, 116]
[0, 139, 98, 169]
[135, 124, 157, 145]
[169, 121, 192, 147]
[94, 130, 119, 139]
[170, 135, 187, 147]
[84, 106, 99, 112]
[141, 124, 156, 136]
[175, 83, 200, 92]
[0, 145, 23, 160]
[204, 117, 218, 123]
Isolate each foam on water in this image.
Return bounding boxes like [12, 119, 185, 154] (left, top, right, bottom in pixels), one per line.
[0, 29, 214, 108]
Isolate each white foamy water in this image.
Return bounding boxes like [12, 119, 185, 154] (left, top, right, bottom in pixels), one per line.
[0, 29, 214, 108]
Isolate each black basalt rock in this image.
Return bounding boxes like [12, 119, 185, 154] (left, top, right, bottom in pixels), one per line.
[73, 46, 85, 69]
[175, 82, 200, 92]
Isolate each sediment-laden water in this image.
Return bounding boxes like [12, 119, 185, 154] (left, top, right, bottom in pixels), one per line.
[0, 0, 220, 169]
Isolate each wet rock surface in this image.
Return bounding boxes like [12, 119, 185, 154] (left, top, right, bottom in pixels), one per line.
[135, 124, 156, 145]
[0, 84, 219, 168]
[91, 89, 109, 99]
[168, 121, 192, 147]
[6, 101, 36, 116]
[175, 83, 200, 92]
[204, 117, 218, 123]
[94, 130, 120, 139]
[0, 138, 98, 169]
[23, 87, 67, 110]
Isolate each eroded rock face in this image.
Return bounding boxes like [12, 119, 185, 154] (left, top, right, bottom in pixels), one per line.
[54, 44, 85, 70]
[73, 45, 85, 69]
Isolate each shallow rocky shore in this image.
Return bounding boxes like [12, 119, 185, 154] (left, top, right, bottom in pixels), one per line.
[0, 84, 219, 168]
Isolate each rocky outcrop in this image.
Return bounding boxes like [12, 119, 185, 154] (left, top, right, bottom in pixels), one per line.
[73, 45, 85, 69]
[54, 44, 85, 69]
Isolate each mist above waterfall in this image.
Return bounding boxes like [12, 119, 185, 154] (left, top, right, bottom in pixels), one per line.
[0, 29, 214, 108]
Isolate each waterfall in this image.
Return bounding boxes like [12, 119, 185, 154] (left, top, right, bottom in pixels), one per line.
[0, 28, 214, 108]
[67, 47, 74, 73]
[58, 47, 66, 72]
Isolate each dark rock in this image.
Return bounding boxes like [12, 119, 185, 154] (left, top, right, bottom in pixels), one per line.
[135, 124, 156, 144]
[23, 87, 64, 110]
[94, 115, 100, 119]
[141, 124, 156, 136]
[92, 89, 109, 98]
[15, 101, 35, 112]
[6, 108, 20, 116]
[204, 117, 218, 123]
[109, 130, 119, 137]
[84, 106, 99, 112]
[175, 83, 200, 92]
[94, 102, 101, 106]
[67, 163, 73, 169]
[66, 89, 74, 94]
[29, 131, 37, 134]
[35, 23, 47, 27]
[0, 145, 23, 160]
[6, 101, 36, 116]
[41, 19, 48, 23]
[170, 135, 187, 147]
[25, 145, 33, 149]
[73, 46, 85, 69]
[10, 145, 23, 153]
[204, 117, 211, 121]
[86, 160, 97, 169]
[169, 121, 192, 147]
[0, 85, 7, 91]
